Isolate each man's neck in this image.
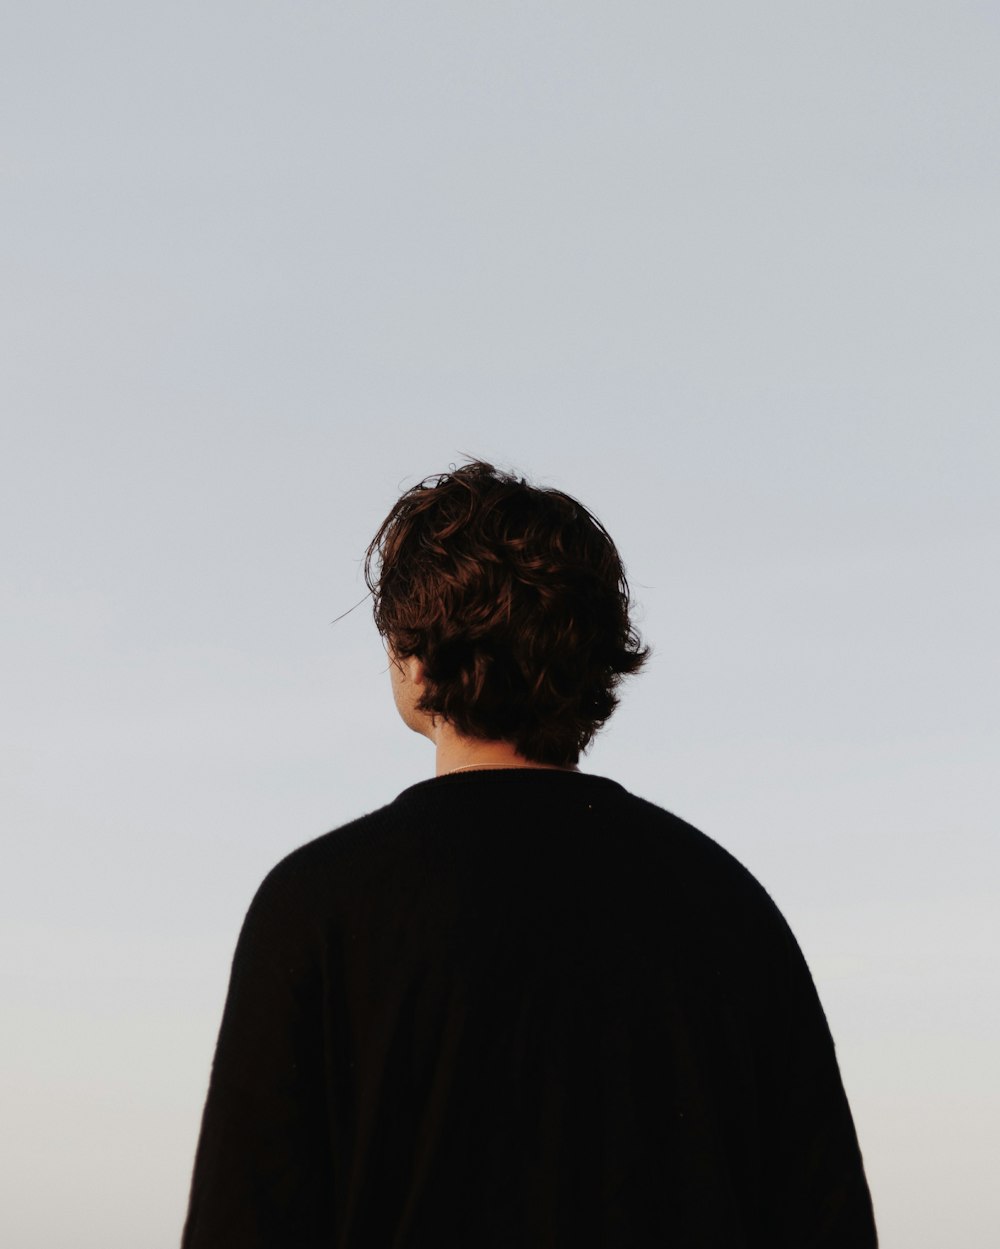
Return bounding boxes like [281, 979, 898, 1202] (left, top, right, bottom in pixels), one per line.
[430, 722, 577, 778]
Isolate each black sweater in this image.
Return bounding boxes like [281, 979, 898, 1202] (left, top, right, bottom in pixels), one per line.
[182, 768, 877, 1248]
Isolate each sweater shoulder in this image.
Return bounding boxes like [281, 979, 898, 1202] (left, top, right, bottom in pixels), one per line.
[627, 790, 783, 901]
[256, 798, 404, 898]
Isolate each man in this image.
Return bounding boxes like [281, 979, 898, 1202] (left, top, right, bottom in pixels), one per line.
[182, 460, 878, 1247]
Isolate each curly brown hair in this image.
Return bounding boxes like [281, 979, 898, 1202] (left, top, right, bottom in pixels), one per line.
[363, 460, 650, 766]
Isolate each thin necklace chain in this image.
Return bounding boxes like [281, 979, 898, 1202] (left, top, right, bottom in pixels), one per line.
[443, 763, 578, 776]
[444, 763, 532, 776]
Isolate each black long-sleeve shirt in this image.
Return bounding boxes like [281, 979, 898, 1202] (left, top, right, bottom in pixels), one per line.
[182, 768, 877, 1247]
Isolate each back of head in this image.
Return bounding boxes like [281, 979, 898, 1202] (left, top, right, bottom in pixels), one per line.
[364, 459, 650, 767]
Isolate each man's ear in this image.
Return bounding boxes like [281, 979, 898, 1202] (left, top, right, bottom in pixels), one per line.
[402, 654, 426, 687]
[388, 642, 425, 687]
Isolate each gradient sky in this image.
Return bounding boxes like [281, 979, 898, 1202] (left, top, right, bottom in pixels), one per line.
[2, 4, 998, 1246]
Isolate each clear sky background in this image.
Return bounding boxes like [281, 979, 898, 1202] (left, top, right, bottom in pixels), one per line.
[2, 3, 997, 1245]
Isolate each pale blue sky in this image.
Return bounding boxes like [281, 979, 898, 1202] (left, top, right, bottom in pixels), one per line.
[2, 4, 998, 1246]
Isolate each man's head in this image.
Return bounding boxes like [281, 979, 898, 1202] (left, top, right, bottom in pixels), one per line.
[364, 460, 650, 767]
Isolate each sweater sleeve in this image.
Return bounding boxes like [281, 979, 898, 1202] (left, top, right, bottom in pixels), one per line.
[181, 861, 334, 1249]
[758, 920, 879, 1248]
